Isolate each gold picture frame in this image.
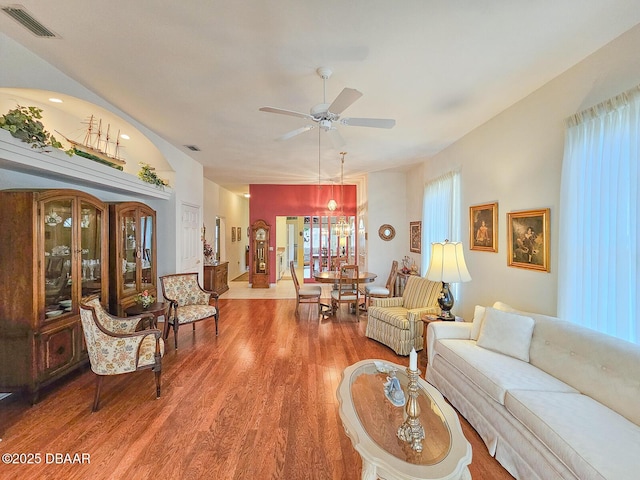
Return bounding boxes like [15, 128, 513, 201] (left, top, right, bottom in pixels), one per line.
[470, 202, 498, 252]
[409, 221, 421, 253]
[231, 227, 236, 242]
[507, 208, 550, 272]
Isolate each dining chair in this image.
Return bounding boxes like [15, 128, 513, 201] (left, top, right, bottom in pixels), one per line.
[363, 260, 398, 310]
[330, 264, 364, 321]
[159, 273, 219, 349]
[290, 261, 322, 315]
[79, 297, 163, 411]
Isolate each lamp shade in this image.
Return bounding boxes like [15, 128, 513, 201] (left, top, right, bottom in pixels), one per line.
[426, 241, 471, 283]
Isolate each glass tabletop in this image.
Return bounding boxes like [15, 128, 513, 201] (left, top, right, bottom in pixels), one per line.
[349, 362, 452, 465]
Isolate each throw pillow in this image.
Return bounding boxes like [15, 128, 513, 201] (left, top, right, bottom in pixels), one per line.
[493, 301, 516, 312]
[477, 307, 535, 362]
[470, 305, 486, 341]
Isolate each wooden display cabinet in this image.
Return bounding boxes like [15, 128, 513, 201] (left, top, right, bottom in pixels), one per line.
[251, 219, 270, 288]
[109, 202, 157, 316]
[0, 189, 108, 403]
[203, 261, 229, 295]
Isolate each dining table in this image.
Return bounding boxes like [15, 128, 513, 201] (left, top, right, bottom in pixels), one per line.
[313, 270, 377, 284]
[313, 270, 377, 316]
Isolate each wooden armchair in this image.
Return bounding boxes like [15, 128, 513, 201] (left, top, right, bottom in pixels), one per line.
[159, 273, 219, 348]
[330, 264, 364, 321]
[79, 297, 163, 411]
[362, 260, 398, 310]
[290, 261, 322, 315]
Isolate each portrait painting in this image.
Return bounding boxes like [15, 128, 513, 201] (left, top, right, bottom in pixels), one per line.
[507, 208, 550, 272]
[409, 221, 421, 254]
[470, 202, 498, 252]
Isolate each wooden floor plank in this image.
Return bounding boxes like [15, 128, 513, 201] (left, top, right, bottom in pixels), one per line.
[0, 298, 513, 479]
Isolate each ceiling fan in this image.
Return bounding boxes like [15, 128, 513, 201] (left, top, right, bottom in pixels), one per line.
[259, 67, 395, 147]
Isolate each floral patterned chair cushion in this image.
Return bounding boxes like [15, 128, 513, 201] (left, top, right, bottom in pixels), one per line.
[79, 298, 164, 411]
[160, 272, 220, 348]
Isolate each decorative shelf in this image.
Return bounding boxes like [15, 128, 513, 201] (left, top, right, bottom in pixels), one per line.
[0, 129, 172, 200]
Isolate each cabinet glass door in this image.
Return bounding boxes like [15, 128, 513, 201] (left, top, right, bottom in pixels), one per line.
[43, 198, 73, 314]
[121, 209, 138, 295]
[140, 212, 154, 289]
[80, 201, 104, 299]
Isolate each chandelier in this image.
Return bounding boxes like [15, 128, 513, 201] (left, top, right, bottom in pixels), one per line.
[334, 152, 351, 237]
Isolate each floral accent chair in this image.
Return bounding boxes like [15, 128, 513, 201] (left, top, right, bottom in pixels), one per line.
[159, 273, 219, 349]
[365, 275, 440, 355]
[79, 297, 164, 412]
[362, 260, 398, 310]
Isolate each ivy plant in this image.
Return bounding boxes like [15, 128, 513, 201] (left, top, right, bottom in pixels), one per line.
[138, 162, 170, 189]
[0, 105, 71, 154]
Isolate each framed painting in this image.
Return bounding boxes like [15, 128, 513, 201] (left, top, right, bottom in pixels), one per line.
[231, 226, 236, 242]
[470, 202, 498, 252]
[507, 208, 550, 272]
[409, 221, 421, 254]
[236, 227, 241, 241]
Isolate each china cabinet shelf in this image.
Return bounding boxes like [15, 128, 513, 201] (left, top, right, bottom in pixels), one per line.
[0, 129, 171, 200]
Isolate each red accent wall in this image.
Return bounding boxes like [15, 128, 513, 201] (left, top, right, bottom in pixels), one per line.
[249, 184, 357, 284]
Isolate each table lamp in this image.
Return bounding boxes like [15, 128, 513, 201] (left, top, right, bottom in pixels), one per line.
[425, 240, 471, 320]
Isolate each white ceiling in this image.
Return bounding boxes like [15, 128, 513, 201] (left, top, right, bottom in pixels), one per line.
[2, 1, 640, 195]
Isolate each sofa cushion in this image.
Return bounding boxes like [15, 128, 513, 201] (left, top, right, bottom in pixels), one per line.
[470, 305, 486, 341]
[434, 339, 577, 405]
[505, 390, 640, 480]
[477, 307, 534, 362]
[367, 305, 410, 329]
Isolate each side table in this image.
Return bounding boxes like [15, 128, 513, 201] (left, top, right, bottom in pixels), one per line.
[422, 314, 464, 361]
[421, 314, 441, 359]
[125, 302, 167, 330]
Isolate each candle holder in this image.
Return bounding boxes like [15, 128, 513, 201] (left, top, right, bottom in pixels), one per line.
[397, 367, 425, 452]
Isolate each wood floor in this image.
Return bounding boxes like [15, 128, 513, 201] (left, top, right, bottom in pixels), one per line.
[0, 299, 513, 480]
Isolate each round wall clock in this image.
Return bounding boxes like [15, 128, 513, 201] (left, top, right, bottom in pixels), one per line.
[378, 224, 396, 241]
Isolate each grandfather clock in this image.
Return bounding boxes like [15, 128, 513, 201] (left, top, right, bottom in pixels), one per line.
[251, 219, 270, 288]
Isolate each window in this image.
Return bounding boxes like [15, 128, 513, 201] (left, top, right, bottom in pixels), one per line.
[559, 86, 639, 344]
[421, 169, 462, 282]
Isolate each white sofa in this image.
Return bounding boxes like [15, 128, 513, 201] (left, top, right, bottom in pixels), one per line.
[426, 301, 640, 480]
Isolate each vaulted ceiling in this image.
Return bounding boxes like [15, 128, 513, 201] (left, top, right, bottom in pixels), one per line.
[2, 1, 640, 194]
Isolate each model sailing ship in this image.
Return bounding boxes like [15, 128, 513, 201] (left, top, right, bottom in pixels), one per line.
[57, 115, 126, 170]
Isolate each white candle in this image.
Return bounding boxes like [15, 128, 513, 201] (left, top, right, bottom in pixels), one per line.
[409, 348, 417, 371]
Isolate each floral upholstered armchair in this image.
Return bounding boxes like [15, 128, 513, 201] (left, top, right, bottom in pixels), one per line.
[365, 275, 440, 355]
[79, 297, 164, 411]
[159, 273, 219, 349]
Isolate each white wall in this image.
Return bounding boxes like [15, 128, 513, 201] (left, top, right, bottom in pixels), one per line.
[421, 24, 640, 320]
[366, 171, 408, 287]
[203, 178, 249, 281]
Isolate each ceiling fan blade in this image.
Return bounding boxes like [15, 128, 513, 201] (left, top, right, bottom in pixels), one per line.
[340, 117, 396, 129]
[277, 125, 315, 141]
[259, 106, 313, 121]
[327, 128, 345, 149]
[327, 88, 363, 115]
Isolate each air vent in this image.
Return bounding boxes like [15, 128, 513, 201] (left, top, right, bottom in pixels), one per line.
[184, 145, 201, 152]
[2, 5, 60, 38]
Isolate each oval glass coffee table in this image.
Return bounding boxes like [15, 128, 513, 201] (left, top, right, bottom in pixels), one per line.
[337, 360, 471, 480]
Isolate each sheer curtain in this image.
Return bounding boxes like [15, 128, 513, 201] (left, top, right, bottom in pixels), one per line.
[558, 87, 639, 344]
[422, 170, 461, 290]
